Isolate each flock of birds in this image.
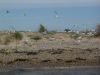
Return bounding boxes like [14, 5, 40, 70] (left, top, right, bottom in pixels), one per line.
[5, 10, 26, 16]
[2, 10, 60, 32]
[5, 10, 60, 18]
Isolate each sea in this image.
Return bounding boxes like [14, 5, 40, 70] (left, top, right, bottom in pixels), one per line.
[0, 7, 100, 32]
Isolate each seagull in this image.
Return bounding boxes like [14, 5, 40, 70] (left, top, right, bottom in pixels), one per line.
[24, 13, 26, 16]
[54, 11, 60, 19]
[6, 10, 10, 13]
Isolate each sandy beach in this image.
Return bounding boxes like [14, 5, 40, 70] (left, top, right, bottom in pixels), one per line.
[0, 32, 100, 72]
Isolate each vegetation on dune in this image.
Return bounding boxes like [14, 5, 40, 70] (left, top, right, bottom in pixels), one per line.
[64, 28, 71, 32]
[31, 35, 41, 41]
[12, 31, 23, 40]
[0, 23, 100, 45]
[0, 33, 13, 45]
[47, 30, 57, 35]
[71, 34, 80, 39]
[38, 24, 47, 33]
[95, 24, 100, 37]
[0, 31, 23, 45]
[0, 36, 11, 45]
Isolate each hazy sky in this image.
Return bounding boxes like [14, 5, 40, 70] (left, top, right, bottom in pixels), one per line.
[0, 0, 100, 8]
[0, 0, 100, 4]
[0, 0, 100, 31]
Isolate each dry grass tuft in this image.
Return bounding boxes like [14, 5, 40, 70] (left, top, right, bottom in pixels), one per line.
[0, 32, 23, 45]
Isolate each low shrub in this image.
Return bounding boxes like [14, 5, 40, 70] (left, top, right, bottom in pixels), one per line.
[38, 24, 47, 33]
[0, 31, 23, 45]
[31, 36, 41, 41]
[12, 31, 23, 40]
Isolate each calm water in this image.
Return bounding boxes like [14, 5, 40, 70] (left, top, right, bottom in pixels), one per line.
[0, 68, 100, 75]
[0, 7, 100, 31]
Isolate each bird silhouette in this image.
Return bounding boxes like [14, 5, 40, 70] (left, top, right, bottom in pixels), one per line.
[24, 13, 26, 16]
[6, 10, 10, 13]
[54, 11, 60, 19]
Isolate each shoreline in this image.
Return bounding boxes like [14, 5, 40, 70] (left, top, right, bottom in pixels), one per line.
[0, 65, 100, 72]
[20, 65, 100, 70]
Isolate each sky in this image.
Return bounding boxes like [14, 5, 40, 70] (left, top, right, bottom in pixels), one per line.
[0, 0, 100, 8]
[0, 0, 100, 31]
[0, 0, 99, 4]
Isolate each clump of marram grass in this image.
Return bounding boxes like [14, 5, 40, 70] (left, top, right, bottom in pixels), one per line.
[12, 31, 23, 40]
[0, 33, 13, 45]
[30, 35, 41, 41]
[0, 36, 10, 45]
[0, 31, 23, 45]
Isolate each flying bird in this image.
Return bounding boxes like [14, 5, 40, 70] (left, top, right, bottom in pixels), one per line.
[24, 13, 26, 16]
[54, 11, 60, 19]
[6, 10, 10, 13]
